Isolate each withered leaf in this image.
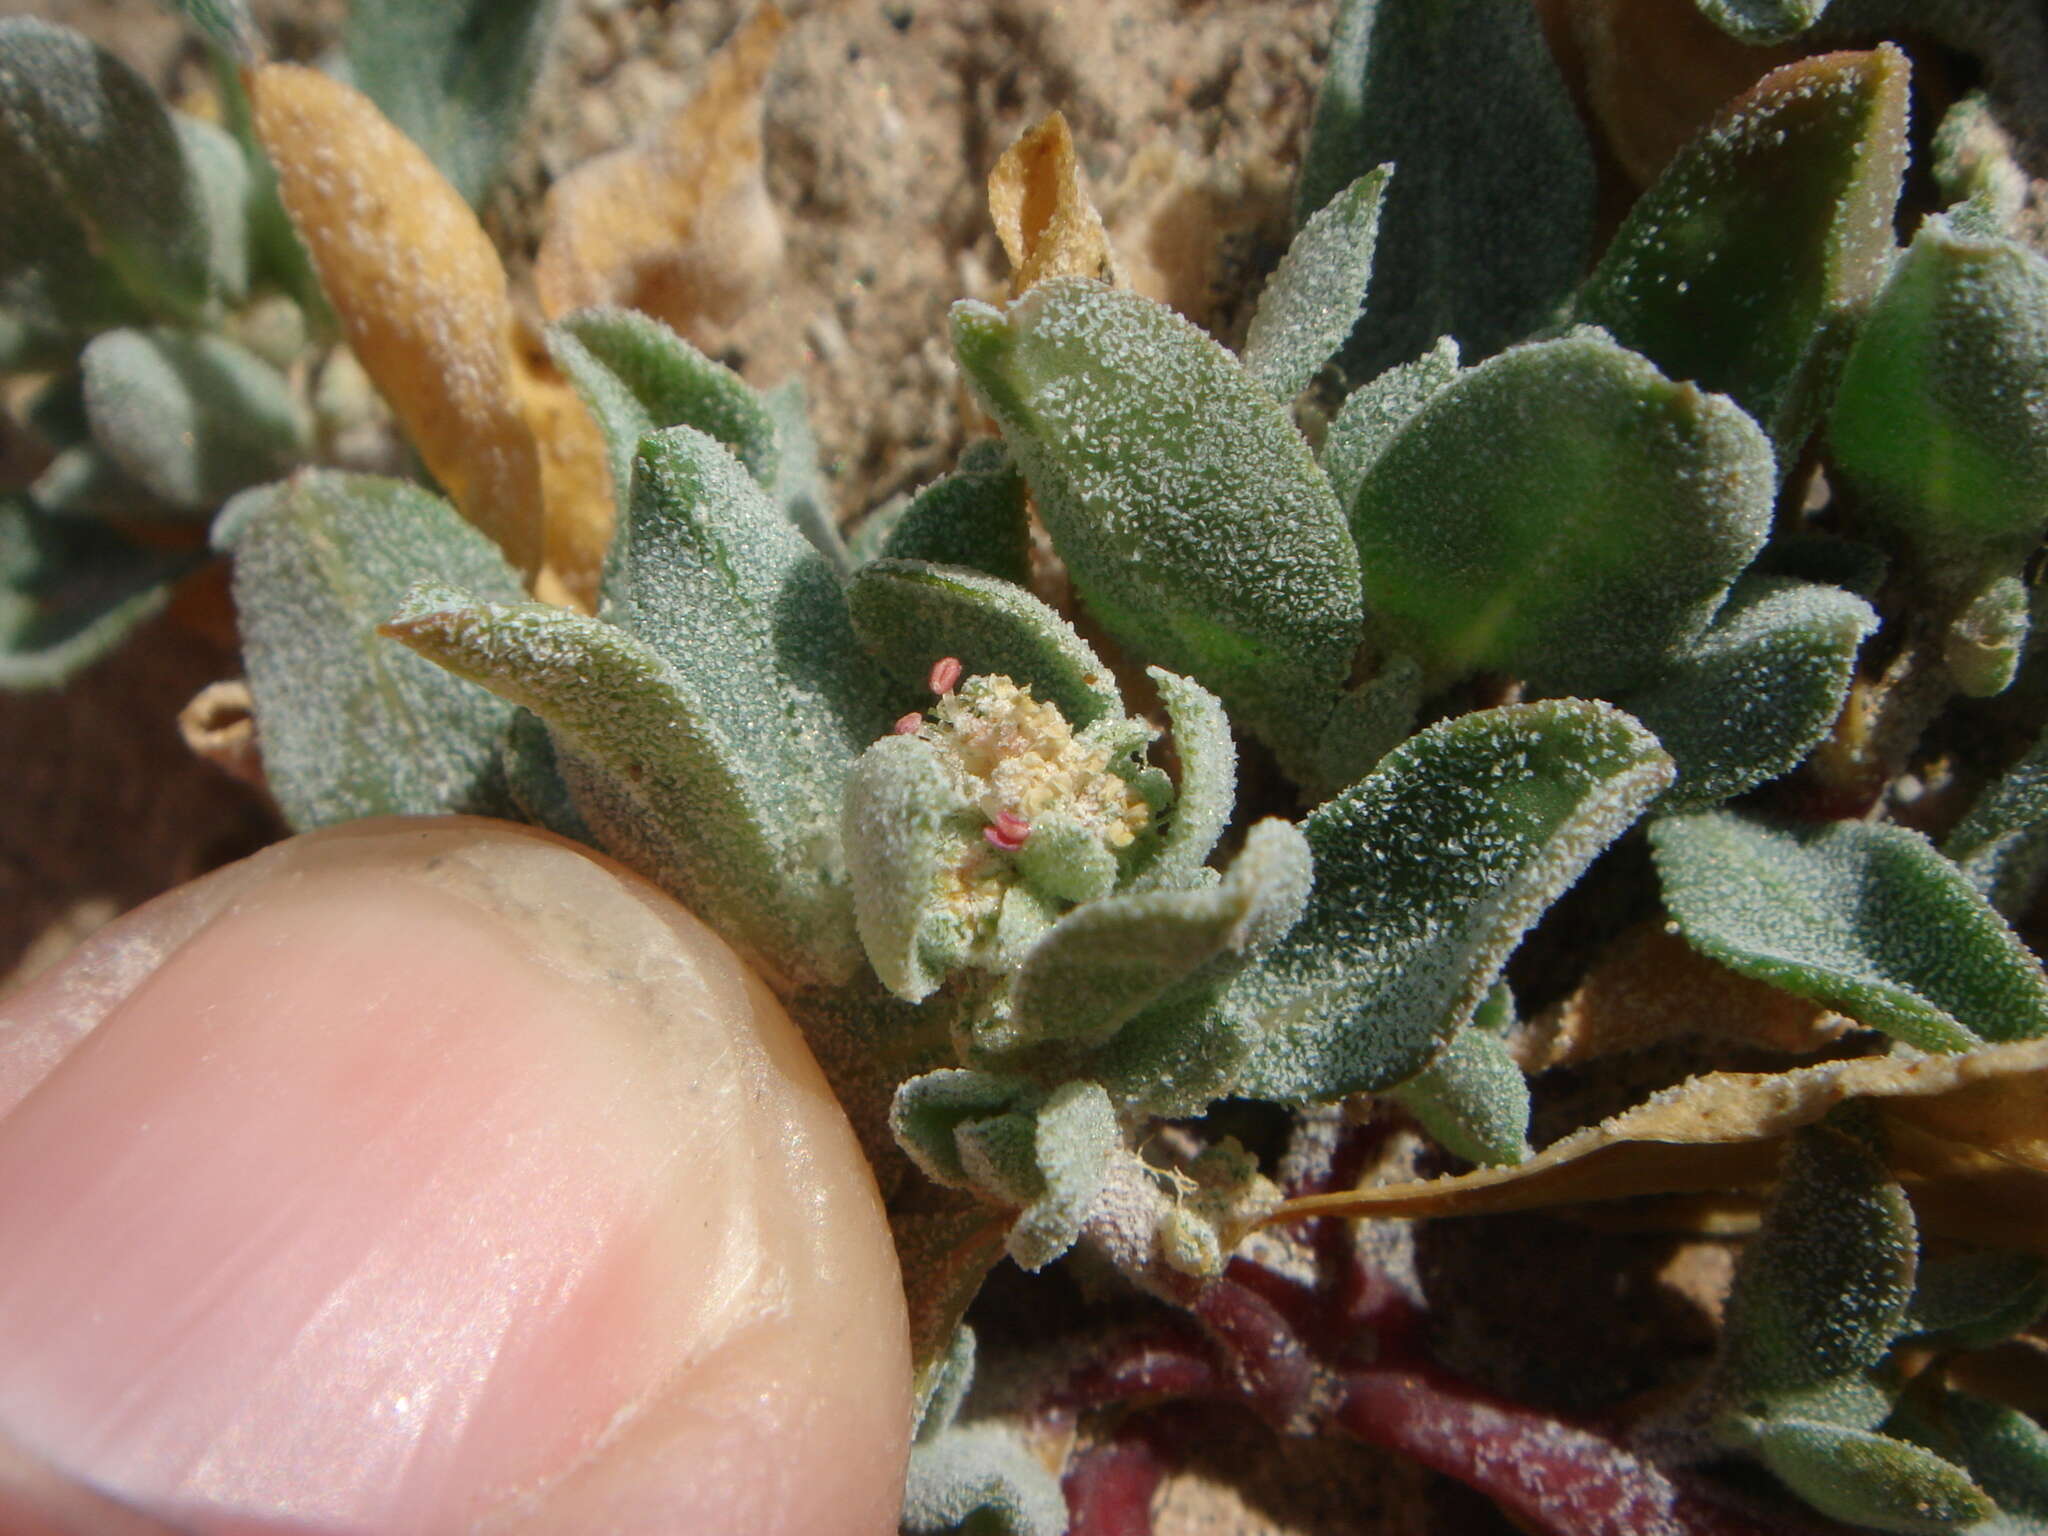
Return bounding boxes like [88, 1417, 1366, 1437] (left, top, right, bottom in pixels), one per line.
[988, 111, 1119, 299]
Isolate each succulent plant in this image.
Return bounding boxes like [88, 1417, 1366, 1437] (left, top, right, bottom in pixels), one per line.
[15, 0, 2048, 1532]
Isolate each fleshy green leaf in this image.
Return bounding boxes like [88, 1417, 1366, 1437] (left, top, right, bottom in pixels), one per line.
[758, 376, 843, 567]
[1830, 214, 2048, 591]
[996, 818, 1311, 1054]
[1948, 723, 2048, 918]
[913, 1324, 977, 1441]
[220, 473, 523, 828]
[153, 0, 256, 55]
[1296, 0, 1593, 382]
[30, 444, 179, 522]
[876, 441, 1032, 589]
[1232, 701, 1674, 1102]
[0, 18, 218, 329]
[341, 0, 565, 207]
[1321, 336, 1459, 512]
[1574, 47, 1909, 455]
[1242, 167, 1389, 401]
[1129, 667, 1234, 893]
[0, 497, 192, 689]
[1694, 0, 1833, 43]
[1007, 1079, 1118, 1271]
[81, 330, 307, 511]
[383, 582, 862, 988]
[1349, 329, 1775, 695]
[171, 114, 250, 306]
[1620, 576, 1877, 810]
[843, 734, 979, 1004]
[1717, 1120, 1917, 1411]
[1312, 653, 1423, 798]
[1387, 1010, 1530, 1166]
[497, 707, 592, 845]
[847, 559, 1121, 731]
[953, 278, 1363, 780]
[1651, 813, 2048, 1051]
[891, 1070, 1031, 1190]
[901, 1423, 1068, 1536]
[1747, 1420, 1992, 1534]
[548, 308, 780, 516]
[1904, 1252, 2048, 1350]
[1942, 1392, 2048, 1527]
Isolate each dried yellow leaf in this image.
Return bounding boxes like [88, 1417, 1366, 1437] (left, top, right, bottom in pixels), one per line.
[1271, 1039, 2048, 1256]
[511, 328, 613, 612]
[248, 63, 543, 580]
[989, 111, 1120, 298]
[534, 6, 786, 338]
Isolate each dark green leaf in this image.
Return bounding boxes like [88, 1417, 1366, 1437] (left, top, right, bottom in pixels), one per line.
[1296, 0, 1593, 381]
[1718, 1120, 1917, 1410]
[497, 708, 592, 845]
[1350, 329, 1775, 694]
[847, 558, 1121, 731]
[1905, 1252, 2048, 1350]
[1387, 1012, 1530, 1166]
[1232, 701, 1673, 1102]
[342, 0, 564, 207]
[1242, 167, 1389, 401]
[1942, 1392, 2048, 1526]
[1748, 1420, 1992, 1534]
[1651, 813, 2048, 1051]
[219, 473, 523, 828]
[81, 330, 307, 511]
[30, 445, 181, 522]
[1948, 723, 2048, 918]
[1620, 576, 1877, 810]
[954, 278, 1363, 780]
[1575, 47, 1909, 455]
[0, 497, 192, 689]
[876, 441, 1031, 589]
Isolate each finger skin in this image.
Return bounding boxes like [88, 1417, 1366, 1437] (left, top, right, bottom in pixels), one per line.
[0, 818, 911, 1535]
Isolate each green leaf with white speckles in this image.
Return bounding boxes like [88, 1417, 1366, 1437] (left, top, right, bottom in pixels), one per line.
[843, 733, 979, 1004]
[1748, 1420, 1991, 1534]
[877, 440, 1032, 589]
[1242, 167, 1389, 401]
[890, 1069, 1032, 1191]
[1948, 723, 2048, 918]
[901, 1422, 1068, 1536]
[1695, 0, 1833, 42]
[383, 580, 862, 989]
[220, 473, 524, 828]
[1620, 576, 1877, 810]
[1005, 1079, 1118, 1271]
[1941, 1391, 2048, 1528]
[1349, 329, 1775, 695]
[952, 278, 1363, 782]
[1128, 666, 1234, 893]
[0, 496, 194, 690]
[1295, 0, 1593, 382]
[1387, 1003, 1530, 1166]
[847, 558, 1121, 730]
[1232, 700, 1673, 1103]
[1903, 1251, 2048, 1350]
[1574, 47, 1908, 456]
[1651, 813, 2048, 1051]
[1321, 336, 1459, 512]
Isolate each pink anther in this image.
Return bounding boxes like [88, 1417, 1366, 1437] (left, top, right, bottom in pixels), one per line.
[893, 711, 924, 735]
[929, 656, 963, 695]
[984, 811, 1031, 851]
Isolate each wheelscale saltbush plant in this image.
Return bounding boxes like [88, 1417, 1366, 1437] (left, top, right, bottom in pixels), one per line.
[13, 0, 2048, 1532]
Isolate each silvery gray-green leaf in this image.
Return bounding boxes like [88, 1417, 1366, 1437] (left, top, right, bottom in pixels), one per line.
[1006, 1079, 1118, 1271]
[1651, 812, 2048, 1052]
[1694, 0, 1833, 42]
[1941, 1391, 2048, 1529]
[30, 445, 178, 522]
[1349, 330, 1775, 695]
[153, 0, 256, 54]
[1313, 652, 1422, 799]
[1619, 577, 1877, 810]
[1948, 723, 2048, 918]
[1829, 215, 2048, 593]
[1241, 167, 1389, 402]
[383, 581, 862, 988]
[81, 330, 307, 512]
[1295, 0, 1593, 383]
[170, 114, 250, 307]
[889, 1069, 1030, 1191]
[497, 707, 592, 845]
[1904, 1252, 2048, 1350]
[1090, 979, 1260, 1119]
[1386, 1013, 1530, 1166]
[548, 308, 780, 516]
[952, 278, 1362, 781]
[1128, 667, 1234, 893]
[610, 426, 883, 787]
[1320, 336, 1458, 512]
[913, 1324, 977, 1442]
[901, 1422, 1068, 1536]
[1945, 572, 2031, 700]
[341, 0, 565, 208]
[1232, 700, 1674, 1103]
[1716, 1121, 1917, 1412]
[996, 818, 1311, 1054]
[1746, 1420, 1992, 1535]
[843, 733, 979, 1003]
[220, 474, 525, 828]
[0, 496, 192, 690]
[0, 19, 216, 331]
[874, 441, 1031, 590]
[847, 559, 1121, 730]
[758, 376, 843, 567]
[1574, 47, 1908, 457]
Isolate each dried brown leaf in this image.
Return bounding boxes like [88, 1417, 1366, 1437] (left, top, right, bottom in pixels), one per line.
[533, 6, 786, 338]
[177, 678, 264, 790]
[989, 111, 1120, 299]
[1517, 922, 1852, 1071]
[1272, 1039, 2048, 1256]
[248, 63, 544, 580]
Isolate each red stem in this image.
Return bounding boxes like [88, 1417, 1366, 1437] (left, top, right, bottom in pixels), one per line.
[1063, 1437, 1166, 1536]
